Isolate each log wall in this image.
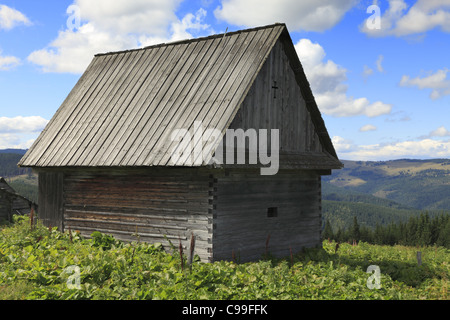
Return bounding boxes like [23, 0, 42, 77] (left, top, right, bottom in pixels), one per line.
[36, 168, 213, 261]
[212, 169, 322, 262]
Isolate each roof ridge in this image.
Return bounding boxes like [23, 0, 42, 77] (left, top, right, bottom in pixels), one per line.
[95, 23, 286, 57]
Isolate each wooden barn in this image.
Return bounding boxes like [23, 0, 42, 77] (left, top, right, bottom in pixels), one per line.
[19, 23, 342, 262]
[0, 177, 35, 222]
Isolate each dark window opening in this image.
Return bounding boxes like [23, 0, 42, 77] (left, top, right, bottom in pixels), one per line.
[267, 207, 278, 218]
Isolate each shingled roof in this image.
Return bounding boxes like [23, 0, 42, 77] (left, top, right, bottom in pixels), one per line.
[19, 23, 339, 168]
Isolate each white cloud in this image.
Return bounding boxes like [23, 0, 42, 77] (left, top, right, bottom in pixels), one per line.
[0, 134, 35, 150]
[332, 136, 355, 152]
[0, 4, 31, 30]
[361, 0, 450, 37]
[0, 50, 20, 70]
[359, 124, 377, 132]
[399, 69, 450, 99]
[295, 38, 392, 118]
[28, 2, 212, 74]
[139, 8, 211, 47]
[0, 116, 48, 134]
[214, 0, 356, 32]
[0, 116, 48, 149]
[376, 54, 384, 72]
[74, 0, 181, 36]
[363, 65, 374, 78]
[28, 23, 136, 74]
[333, 135, 450, 160]
[429, 126, 450, 137]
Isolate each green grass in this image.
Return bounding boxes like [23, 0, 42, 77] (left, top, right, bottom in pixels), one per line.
[0, 216, 448, 300]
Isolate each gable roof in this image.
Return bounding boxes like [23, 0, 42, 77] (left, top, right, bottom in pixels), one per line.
[19, 23, 340, 169]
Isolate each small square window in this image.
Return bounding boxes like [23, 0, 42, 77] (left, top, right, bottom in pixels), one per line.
[267, 207, 278, 218]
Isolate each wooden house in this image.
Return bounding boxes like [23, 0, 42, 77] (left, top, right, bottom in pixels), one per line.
[0, 177, 35, 222]
[18, 23, 342, 262]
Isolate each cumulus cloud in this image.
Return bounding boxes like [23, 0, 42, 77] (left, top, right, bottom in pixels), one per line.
[295, 38, 392, 117]
[0, 134, 35, 150]
[214, 0, 356, 32]
[28, 24, 136, 74]
[28, 1, 212, 74]
[74, 0, 181, 36]
[376, 54, 384, 72]
[139, 8, 211, 47]
[0, 116, 48, 149]
[333, 135, 450, 160]
[359, 124, 377, 132]
[332, 136, 355, 153]
[0, 50, 20, 70]
[0, 4, 31, 30]
[429, 126, 450, 137]
[399, 69, 450, 99]
[361, 0, 450, 37]
[0, 116, 48, 133]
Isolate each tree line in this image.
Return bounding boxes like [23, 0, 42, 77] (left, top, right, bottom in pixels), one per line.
[322, 212, 450, 248]
[0, 154, 30, 177]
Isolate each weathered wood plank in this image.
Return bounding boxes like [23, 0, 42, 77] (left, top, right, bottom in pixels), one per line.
[157, 35, 236, 166]
[21, 56, 107, 167]
[38, 172, 64, 229]
[135, 40, 208, 165]
[40, 54, 123, 167]
[122, 42, 191, 166]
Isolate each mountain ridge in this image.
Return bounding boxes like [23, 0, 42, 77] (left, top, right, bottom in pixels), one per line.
[324, 158, 450, 211]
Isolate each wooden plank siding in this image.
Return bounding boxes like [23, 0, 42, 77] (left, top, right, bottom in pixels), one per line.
[212, 169, 322, 262]
[61, 168, 214, 262]
[227, 38, 322, 155]
[38, 172, 64, 230]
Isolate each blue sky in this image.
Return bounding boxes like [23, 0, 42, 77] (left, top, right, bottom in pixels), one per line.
[0, 0, 449, 160]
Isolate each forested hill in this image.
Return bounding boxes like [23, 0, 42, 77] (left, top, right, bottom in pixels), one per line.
[323, 159, 450, 211]
[0, 152, 29, 177]
[0, 149, 27, 155]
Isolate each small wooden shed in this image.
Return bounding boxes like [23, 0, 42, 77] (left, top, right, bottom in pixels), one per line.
[0, 177, 35, 222]
[19, 23, 342, 262]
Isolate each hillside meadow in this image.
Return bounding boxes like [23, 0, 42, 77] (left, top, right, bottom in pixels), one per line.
[0, 216, 448, 300]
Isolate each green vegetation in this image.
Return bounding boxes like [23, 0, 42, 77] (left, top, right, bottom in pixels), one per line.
[1, 216, 448, 300]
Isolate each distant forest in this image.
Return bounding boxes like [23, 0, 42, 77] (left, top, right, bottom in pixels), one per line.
[0, 153, 30, 177]
[322, 212, 450, 248]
